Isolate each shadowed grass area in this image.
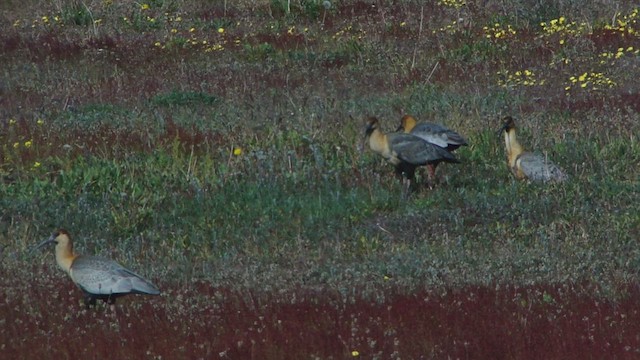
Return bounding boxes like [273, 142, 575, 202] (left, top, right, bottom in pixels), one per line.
[1, 0, 639, 357]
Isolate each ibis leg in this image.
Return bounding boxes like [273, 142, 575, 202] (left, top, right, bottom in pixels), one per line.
[84, 295, 97, 309]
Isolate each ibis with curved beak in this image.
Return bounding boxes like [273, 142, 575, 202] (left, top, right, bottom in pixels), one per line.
[363, 117, 459, 192]
[498, 116, 568, 183]
[36, 229, 160, 309]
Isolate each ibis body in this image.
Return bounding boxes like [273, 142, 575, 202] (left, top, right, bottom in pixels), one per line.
[36, 229, 160, 308]
[397, 115, 467, 180]
[364, 117, 458, 190]
[499, 116, 568, 183]
[397, 115, 468, 152]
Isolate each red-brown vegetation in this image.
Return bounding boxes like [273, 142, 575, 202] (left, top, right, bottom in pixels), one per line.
[3, 272, 640, 359]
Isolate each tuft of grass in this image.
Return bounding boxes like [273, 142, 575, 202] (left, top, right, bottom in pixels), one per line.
[243, 42, 276, 61]
[60, 3, 94, 26]
[150, 90, 219, 107]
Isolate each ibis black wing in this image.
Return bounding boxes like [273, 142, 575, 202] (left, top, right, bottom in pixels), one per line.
[411, 123, 468, 150]
[388, 133, 458, 165]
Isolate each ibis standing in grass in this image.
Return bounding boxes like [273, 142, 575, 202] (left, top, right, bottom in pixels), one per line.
[396, 114, 468, 180]
[363, 117, 459, 193]
[498, 116, 568, 183]
[36, 229, 160, 309]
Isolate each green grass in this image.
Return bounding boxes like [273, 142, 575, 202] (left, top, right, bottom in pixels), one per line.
[1, 114, 637, 293]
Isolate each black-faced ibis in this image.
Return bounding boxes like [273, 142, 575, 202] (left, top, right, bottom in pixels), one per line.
[364, 117, 458, 193]
[498, 116, 568, 183]
[397, 114, 468, 180]
[36, 229, 160, 309]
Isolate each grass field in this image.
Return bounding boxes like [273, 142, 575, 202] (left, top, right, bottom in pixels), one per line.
[1, 0, 639, 358]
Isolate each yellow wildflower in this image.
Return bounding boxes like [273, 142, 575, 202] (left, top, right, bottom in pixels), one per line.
[351, 350, 360, 356]
[33, 162, 41, 168]
[24, 140, 33, 148]
[233, 147, 242, 156]
[37, 118, 44, 125]
[141, 3, 150, 10]
[218, 27, 225, 34]
[13, 142, 19, 149]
